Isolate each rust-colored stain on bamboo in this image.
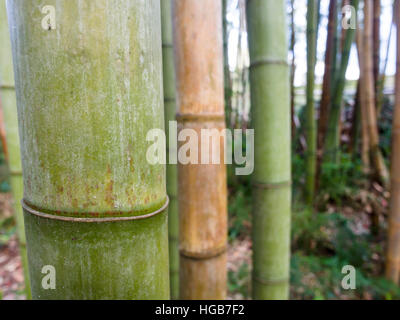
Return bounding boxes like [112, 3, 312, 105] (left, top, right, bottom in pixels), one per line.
[173, 0, 227, 300]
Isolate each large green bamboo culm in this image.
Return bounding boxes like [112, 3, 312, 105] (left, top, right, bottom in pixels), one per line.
[0, 0, 31, 299]
[161, 0, 179, 300]
[7, 0, 169, 299]
[305, 0, 319, 207]
[324, 0, 360, 163]
[246, 0, 291, 300]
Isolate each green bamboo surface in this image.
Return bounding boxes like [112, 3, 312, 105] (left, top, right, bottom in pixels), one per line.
[246, 0, 291, 300]
[161, 0, 179, 300]
[7, 0, 169, 299]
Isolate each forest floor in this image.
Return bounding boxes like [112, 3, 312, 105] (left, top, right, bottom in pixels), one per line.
[0, 193, 25, 300]
[1, 172, 400, 300]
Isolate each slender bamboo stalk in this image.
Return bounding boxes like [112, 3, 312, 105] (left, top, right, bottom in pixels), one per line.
[173, 0, 227, 300]
[386, 0, 400, 284]
[356, 21, 371, 170]
[246, 0, 291, 299]
[324, 0, 360, 164]
[223, 0, 232, 129]
[290, 0, 296, 140]
[0, 1, 31, 299]
[305, 0, 319, 207]
[7, 0, 169, 299]
[373, 0, 381, 104]
[362, 0, 389, 187]
[317, 0, 338, 174]
[377, 0, 395, 115]
[161, 0, 179, 300]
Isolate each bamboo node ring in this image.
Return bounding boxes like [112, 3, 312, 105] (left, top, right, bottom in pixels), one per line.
[180, 245, 227, 260]
[0, 84, 15, 90]
[252, 180, 292, 190]
[250, 58, 289, 69]
[176, 113, 225, 122]
[21, 196, 169, 223]
[253, 276, 289, 286]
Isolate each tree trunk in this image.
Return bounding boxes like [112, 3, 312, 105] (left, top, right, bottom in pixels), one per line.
[246, 0, 291, 299]
[0, 1, 31, 299]
[324, 0, 360, 164]
[362, 0, 389, 187]
[173, 0, 227, 300]
[161, 0, 179, 300]
[7, 0, 169, 299]
[386, 0, 400, 284]
[305, 0, 319, 207]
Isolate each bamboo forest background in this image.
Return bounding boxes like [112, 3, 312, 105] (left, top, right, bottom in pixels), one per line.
[0, 0, 400, 300]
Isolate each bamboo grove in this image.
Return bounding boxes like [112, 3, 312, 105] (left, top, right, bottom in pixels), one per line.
[0, 0, 399, 301]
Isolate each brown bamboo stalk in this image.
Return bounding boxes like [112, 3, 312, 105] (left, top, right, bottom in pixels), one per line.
[356, 21, 371, 170]
[172, 0, 228, 300]
[386, 0, 400, 284]
[363, 0, 389, 186]
[373, 0, 381, 102]
[318, 0, 337, 164]
[0, 99, 8, 161]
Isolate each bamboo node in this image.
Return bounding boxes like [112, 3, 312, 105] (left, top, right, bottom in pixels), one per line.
[21, 196, 169, 223]
[10, 170, 23, 176]
[253, 180, 292, 190]
[253, 276, 289, 286]
[250, 58, 289, 69]
[0, 84, 15, 90]
[176, 113, 225, 122]
[180, 245, 227, 260]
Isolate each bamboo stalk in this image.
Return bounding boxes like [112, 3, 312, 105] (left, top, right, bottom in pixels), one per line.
[373, 0, 381, 104]
[246, 0, 291, 299]
[324, 0, 360, 164]
[223, 0, 232, 129]
[0, 1, 31, 299]
[386, 0, 400, 284]
[317, 0, 338, 177]
[305, 0, 319, 207]
[161, 0, 179, 300]
[362, 0, 389, 187]
[172, 0, 227, 300]
[290, 0, 296, 140]
[7, 0, 169, 299]
[356, 21, 371, 170]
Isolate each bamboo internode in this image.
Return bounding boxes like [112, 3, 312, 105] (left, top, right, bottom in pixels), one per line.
[7, 0, 169, 299]
[246, 0, 291, 299]
[173, 0, 228, 300]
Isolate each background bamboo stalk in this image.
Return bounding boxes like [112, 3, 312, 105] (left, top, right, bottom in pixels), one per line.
[0, 1, 31, 299]
[305, 0, 319, 207]
[161, 0, 179, 300]
[324, 0, 360, 164]
[373, 0, 381, 106]
[246, 0, 291, 299]
[362, 0, 389, 187]
[290, 0, 296, 140]
[317, 0, 338, 179]
[172, 0, 227, 300]
[7, 0, 169, 299]
[386, 0, 400, 284]
[356, 21, 371, 170]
